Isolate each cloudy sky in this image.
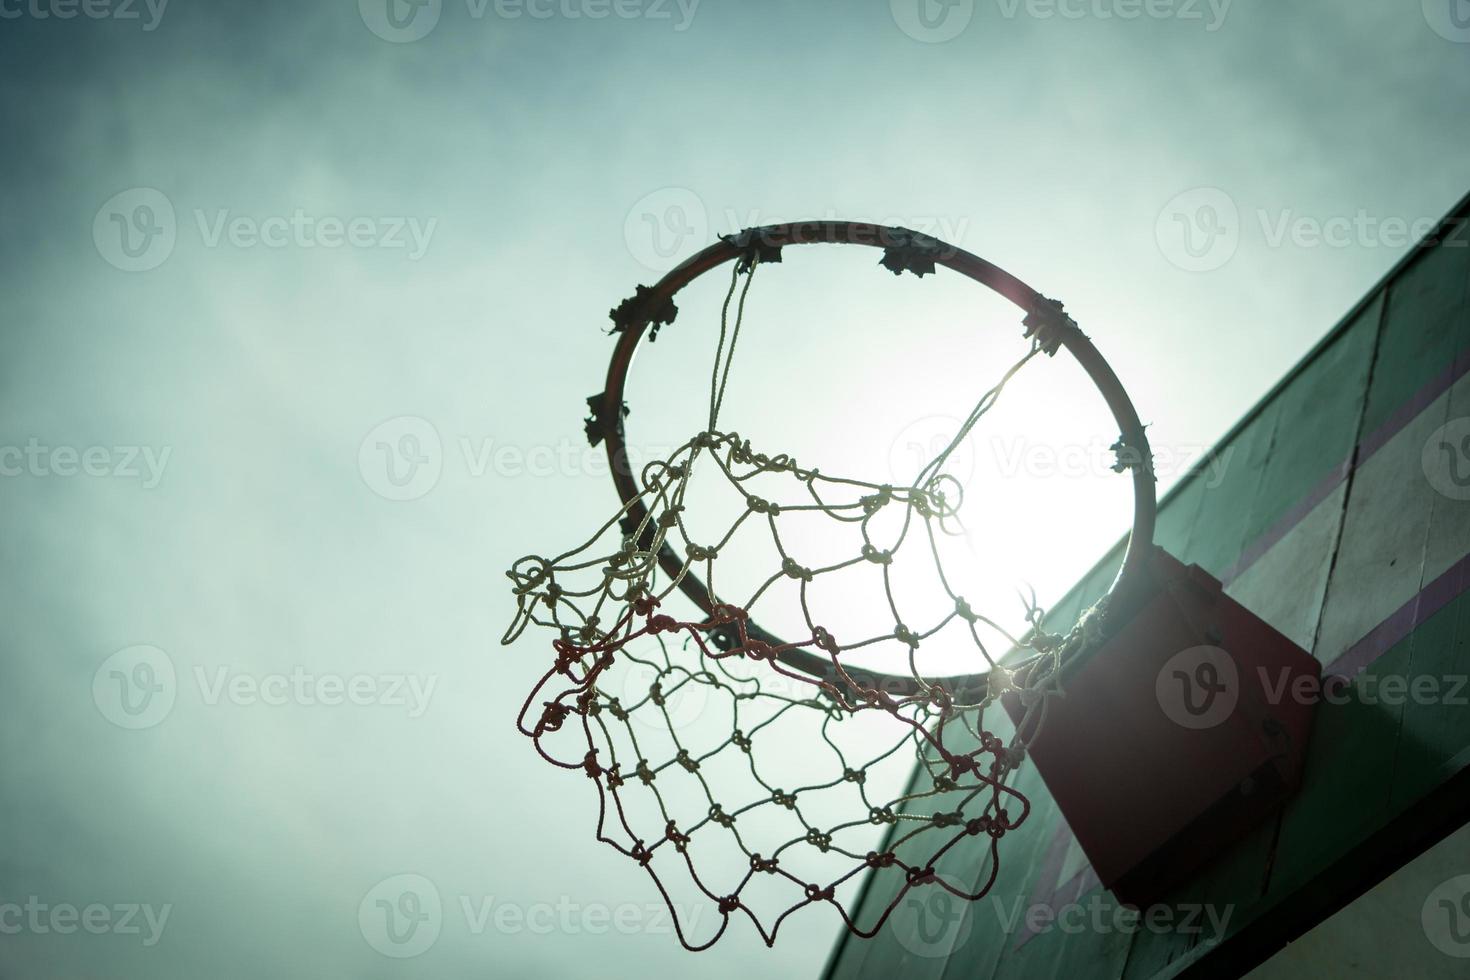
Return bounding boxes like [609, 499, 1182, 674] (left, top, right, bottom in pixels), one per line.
[1, 1, 1467, 977]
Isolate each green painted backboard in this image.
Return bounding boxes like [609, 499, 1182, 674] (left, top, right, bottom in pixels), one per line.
[824, 190, 1470, 980]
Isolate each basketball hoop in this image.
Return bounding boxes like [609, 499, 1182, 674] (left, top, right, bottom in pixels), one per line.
[504, 222, 1157, 948]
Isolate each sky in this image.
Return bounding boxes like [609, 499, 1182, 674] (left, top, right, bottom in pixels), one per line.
[1, 1, 1468, 977]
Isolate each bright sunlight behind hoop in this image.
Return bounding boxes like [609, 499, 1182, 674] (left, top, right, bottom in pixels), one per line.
[616, 234, 1137, 678]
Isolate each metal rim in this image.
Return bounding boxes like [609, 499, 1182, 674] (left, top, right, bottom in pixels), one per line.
[594, 221, 1156, 696]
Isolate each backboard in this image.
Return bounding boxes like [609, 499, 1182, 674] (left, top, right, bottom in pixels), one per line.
[824, 188, 1470, 979]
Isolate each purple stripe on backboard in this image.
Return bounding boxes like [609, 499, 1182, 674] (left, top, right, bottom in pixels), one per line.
[1222, 459, 1351, 586]
[1014, 825, 1075, 949]
[1221, 343, 1470, 587]
[1014, 848, 1104, 950]
[1326, 551, 1470, 679]
[1357, 355, 1461, 461]
[1053, 868, 1086, 913]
